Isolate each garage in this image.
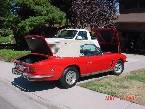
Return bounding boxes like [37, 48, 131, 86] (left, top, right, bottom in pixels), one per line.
[118, 13, 145, 54]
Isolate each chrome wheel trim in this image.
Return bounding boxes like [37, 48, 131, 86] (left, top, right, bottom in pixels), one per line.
[65, 71, 77, 85]
[114, 62, 123, 74]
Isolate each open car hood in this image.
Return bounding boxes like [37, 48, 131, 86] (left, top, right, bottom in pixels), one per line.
[25, 35, 53, 55]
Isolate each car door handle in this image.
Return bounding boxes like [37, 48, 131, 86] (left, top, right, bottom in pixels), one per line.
[88, 61, 92, 64]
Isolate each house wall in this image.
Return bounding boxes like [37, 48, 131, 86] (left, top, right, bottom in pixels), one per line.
[118, 0, 145, 53]
[120, 0, 145, 13]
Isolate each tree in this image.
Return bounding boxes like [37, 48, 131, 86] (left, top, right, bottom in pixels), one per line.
[0, 0, 67, 47]
[51, 0, 71, 23]
[71, 0, 118, 28]
[7, 0, 67, 49]
[0, 0, 10, 17]
[13, 0, 66, 35]
[0, 0, 11, 28]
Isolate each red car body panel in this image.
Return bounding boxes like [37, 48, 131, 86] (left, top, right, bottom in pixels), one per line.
[13, 35, 127, 81]
[14, 53, 126, 81]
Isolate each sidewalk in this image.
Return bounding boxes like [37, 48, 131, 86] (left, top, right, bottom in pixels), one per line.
[40, 86, 144, 109]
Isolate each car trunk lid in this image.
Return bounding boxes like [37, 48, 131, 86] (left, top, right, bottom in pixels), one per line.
[25, 35, 53, 55]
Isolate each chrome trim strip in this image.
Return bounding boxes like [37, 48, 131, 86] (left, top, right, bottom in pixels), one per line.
[80, 69, 113, 77]
[12, 68, 53, 80]
[23, 73, 53, 79]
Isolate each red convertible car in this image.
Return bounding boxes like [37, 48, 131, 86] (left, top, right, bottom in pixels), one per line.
[12, 35, 127, 88]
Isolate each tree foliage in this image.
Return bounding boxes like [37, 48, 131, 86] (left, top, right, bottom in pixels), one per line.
[0, 0, 10, 17]
[72, 0, 117, 28]
[0, 0, 67, 48]
[1, 0, 66, 48]
[51, 0, 71, 19]
[13, 0, 66, 36]
[0, 0, 11, 28]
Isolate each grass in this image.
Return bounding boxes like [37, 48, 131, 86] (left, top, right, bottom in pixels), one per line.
[80, 69, 145, 105]
[0, 35, 14, 44]
[0, 49, 30, 62]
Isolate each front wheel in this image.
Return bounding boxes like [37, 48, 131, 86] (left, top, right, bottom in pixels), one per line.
[59, 67, 79, 88]
[113, 60, 124, 75]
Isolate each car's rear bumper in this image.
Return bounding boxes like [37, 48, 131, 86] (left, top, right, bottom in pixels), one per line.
[12, 68, 22, 75]
[12, 68, 54, 81]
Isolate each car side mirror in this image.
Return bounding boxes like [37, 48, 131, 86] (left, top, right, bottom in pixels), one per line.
[76, 35, 83, 40]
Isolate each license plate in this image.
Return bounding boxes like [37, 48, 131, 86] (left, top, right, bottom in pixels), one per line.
[18, 65, 23, 71]
[17, 64, 27, 72]
[12, 68, 23, 75]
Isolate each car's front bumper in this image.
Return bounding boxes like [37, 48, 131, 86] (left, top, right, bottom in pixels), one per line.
[12, 68, 53, 81]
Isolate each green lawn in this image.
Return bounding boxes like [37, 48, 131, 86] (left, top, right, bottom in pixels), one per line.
[80, 69, 145, 105]
[0, 49, 30, 62]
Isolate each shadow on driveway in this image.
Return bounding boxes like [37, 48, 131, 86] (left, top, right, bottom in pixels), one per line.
[11, 76, 58, 92]
[11, 72, 114, 92]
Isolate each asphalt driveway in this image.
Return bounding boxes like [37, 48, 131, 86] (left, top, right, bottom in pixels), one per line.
[124, 53, 145, 73]
[0, 54, 145, 109]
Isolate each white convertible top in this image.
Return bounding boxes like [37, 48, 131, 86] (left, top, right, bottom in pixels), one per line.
[51, 40, 96, 57]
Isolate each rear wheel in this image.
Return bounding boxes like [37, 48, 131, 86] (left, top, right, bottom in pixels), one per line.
[113, 60, 124, 75]
[59, 67, 79, 89]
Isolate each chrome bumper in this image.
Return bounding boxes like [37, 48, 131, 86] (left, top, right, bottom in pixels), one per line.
[12, 68, 23, 75]
[12, 68, 53, 81]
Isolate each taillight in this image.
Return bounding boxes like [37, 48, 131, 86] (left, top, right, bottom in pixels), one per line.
[29, 67, 37, 73]
[14, 62, 19, 68]
[23, 67, 29, 72]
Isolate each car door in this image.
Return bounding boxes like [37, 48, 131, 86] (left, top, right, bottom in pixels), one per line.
[89, 53, 113, 73]
[80, 44, 112, 75]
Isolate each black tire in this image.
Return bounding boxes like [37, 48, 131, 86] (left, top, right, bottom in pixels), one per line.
[113, 60, 124, 75]
[59, 67, 79, 89]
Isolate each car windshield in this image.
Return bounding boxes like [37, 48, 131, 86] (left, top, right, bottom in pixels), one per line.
[55, 30, 78, 39]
